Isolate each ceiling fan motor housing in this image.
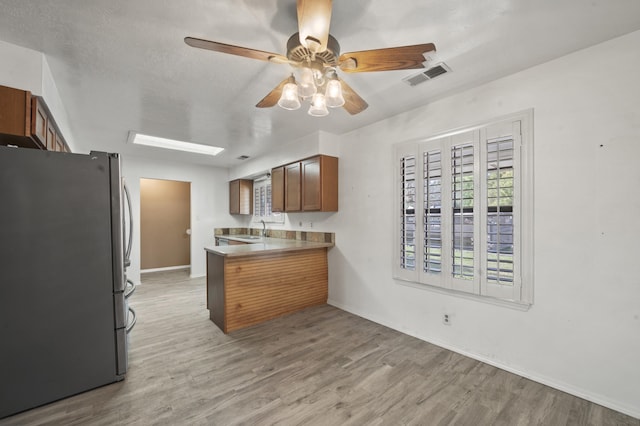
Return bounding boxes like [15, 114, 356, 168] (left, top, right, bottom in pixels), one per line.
[286, 32, 340, 67]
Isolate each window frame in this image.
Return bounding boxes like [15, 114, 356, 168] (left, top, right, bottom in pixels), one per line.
[393, 110, 534, 306]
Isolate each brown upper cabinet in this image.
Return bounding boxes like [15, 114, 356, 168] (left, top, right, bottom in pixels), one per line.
[229, 179, 253, 215]
[0, 84, 70, 152]
[271, 166, 285, 213]
[272, 155, 338, 213]
[302, 155, 338, 212]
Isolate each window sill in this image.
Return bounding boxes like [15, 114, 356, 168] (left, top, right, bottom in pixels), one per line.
[393, 276, 532, 311]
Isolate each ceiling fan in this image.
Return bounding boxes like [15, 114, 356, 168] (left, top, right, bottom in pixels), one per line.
[185, 0, 436, 116]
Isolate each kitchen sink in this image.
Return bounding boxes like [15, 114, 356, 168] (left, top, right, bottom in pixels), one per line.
[237, 235, 261, 240]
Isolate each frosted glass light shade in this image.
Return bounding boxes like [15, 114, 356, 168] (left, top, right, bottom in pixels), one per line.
[278, 83, 301, 110]
[298, 67, 317, 99]
[308, 93, 329, 117]
[325, 79, 345, 108]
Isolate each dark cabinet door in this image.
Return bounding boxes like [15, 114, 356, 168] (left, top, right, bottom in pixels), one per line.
[271, 166, 285, 213]
[284, 162, 301, 212]
[229, 180, 240, 214]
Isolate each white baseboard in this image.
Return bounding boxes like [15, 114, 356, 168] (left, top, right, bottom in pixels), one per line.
[327, 298, 640, 420]
[141, 265, 190, 274]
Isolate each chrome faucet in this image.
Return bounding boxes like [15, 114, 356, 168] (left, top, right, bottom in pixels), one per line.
[260, 219, 266, 237]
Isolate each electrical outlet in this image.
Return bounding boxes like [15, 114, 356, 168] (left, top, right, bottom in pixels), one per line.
[443, 314, 452, 325]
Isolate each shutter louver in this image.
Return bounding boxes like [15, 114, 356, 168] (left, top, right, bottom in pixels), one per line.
[401, 155, 416, 270]
[423, 150, 442, 273]
[451, 144, 474, 280]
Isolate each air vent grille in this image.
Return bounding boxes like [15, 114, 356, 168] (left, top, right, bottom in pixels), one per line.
[403, 62, 451, 87]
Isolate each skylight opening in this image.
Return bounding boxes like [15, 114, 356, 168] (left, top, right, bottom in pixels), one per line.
[128, 132, 224, 156]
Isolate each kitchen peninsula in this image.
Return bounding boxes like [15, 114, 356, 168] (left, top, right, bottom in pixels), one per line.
[205, 229, 334, 333]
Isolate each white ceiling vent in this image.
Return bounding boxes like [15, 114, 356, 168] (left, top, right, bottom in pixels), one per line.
[403, 63, 451, 87]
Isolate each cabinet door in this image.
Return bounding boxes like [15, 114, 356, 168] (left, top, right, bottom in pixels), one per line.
[46, 122, 56, 151]
[0, 85, 30, 138]
[271, 166, 284, 212]
[229, 180, 240, 214]
[55, 132, 65, 152]
[238, 180, 253, 214]
[229, 179, 253, 215]
[302, 157, 322, 211]
[31, 98, 48, 148]
[301, 155, 338, 212]
[284, 162, 301, 212]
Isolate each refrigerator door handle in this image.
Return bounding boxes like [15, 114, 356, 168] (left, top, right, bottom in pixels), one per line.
[125, 279, 136, 299]
[126, 307, 137, 334]
[123, 181, 133, 266]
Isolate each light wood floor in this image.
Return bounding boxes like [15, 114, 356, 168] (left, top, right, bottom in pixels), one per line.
[2, 270, 637, 426]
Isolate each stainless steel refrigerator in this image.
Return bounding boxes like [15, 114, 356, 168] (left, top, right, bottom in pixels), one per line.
[0, 145, 136, 419]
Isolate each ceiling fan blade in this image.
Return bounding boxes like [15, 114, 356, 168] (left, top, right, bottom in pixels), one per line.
[185, 37, 289, 64]
[339, 43, 436, 73]
[256, 77, 291, 108]
[339, 79, 368, 115]
[297, 0, 332, 53]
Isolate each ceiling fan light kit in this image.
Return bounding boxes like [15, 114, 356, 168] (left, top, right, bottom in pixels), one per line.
[185, 0, 436, 117]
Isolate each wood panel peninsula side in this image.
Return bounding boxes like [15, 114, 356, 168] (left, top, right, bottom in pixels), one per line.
[205, 234, 334, 333]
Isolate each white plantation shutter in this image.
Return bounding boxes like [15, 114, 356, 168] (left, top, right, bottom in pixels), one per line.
[394, 111, 533, 305]
[423, 150, 442, 274]
[395, 143, 419, 281]
[480, 120, 523, 301]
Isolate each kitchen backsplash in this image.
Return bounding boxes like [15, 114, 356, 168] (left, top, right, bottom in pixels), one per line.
[214, 228, 335, 244]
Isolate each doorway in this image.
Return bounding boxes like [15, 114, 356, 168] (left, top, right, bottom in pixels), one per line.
[140, 178, 191, 272]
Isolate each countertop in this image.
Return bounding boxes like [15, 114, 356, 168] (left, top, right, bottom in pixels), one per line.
[205, 235, 334, 257]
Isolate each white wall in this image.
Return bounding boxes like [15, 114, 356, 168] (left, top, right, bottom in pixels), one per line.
[327, 31, 640, 417]
[225, 30, 640, 418]
[0, 39, 42, 93]
[121, 155, 243, 282]
[229, 130, 340, 180]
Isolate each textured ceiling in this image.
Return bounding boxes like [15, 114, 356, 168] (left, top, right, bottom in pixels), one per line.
[0, 0, 639, 167]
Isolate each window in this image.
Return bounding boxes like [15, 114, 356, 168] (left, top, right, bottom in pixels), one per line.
[394, 111, 533, 305]
[252, 178, 284, 223]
